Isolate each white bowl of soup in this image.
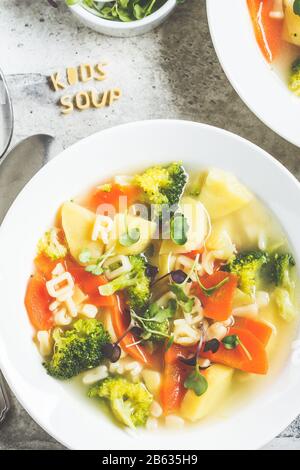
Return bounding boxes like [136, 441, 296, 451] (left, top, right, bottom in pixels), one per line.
[0, 120, 299, 450]
[207, 0, 300, 147]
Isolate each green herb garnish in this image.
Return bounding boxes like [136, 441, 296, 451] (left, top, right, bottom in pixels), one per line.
[79, 249, 93, 264]
[203, 338, 220, 353]
[170, 284, 195, 313]
[222, 335, 240, 350]
[222, 334, 252, 360]
[184, 367, 208, 397]
[145, 299, 177, 323]
[79, 248, 114, 276]
[131, 299, 177, 340]
[184, 333, 209, 397]
[195, 271, 229, 297]
[166, 335, 175, 351]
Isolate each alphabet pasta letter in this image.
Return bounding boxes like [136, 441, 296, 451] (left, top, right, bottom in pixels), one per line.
[108, 88, 122, 106]
[60, 95, 74, 115]
[67, 67, 78, 86]
[90, 90, 108, 109]
[79, 64, 93, 83]
[75, 91, 91, 110]
[94, 63, 107, 81]
[51, 72, 66, 91]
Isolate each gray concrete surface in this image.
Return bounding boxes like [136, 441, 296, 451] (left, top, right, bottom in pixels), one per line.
[0, 0, 299, 450]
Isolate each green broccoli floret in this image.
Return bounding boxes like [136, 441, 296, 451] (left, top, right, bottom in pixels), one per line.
[264, 253, 295, 290]
[224, 251, 269, 295]
[37, 227, 67, 260]
[88, 376, 153, 428]
[263, 253, 296, 322]
[99, 255, 151, 311]
[44, 319, 110, 379]
[289, 58, 300, 96]
[134, 162, 187, 212]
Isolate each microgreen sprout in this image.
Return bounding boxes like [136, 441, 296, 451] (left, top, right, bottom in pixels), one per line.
[151, 269, 188, 287]
[79, 247, 115, 276]
[166, 335, 175, 351]
[203, 338, 220, 354]
[183, 334, 208, 397]
[130, 299, 177, 340]
[170, 284, 195, 314]
[145, 265, 159, 282]
[102, 319, 137, 363]
[222, 335, 252, 361]
[195, 269, 229, 297]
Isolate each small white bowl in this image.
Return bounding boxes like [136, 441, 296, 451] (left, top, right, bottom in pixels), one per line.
[68, 0, 176, 37]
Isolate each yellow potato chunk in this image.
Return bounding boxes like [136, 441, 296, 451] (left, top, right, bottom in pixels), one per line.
[232, 288, 253, 308]
[107, 213, 157, 256]
[180, 365, 233, 422]
[206, 226, 236, 261]
[142, 369, 162, 396]
[61, 201, 104, 262]
[160, 197, 209, 254]
[199, 169, 253, 220]
[283, 0, 300, 46]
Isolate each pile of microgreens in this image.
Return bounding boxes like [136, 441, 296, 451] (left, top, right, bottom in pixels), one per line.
[47, 1, 187, 23]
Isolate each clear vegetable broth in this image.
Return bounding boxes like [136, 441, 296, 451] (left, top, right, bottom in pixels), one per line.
[25, 164, 299, 430]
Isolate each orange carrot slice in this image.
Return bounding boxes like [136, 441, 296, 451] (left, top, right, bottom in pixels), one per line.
[88, 184, 141, 212]
[247, 0, 284, 62]
[160, 344, 192, 414]
[66, 258, 115, 308]
[202, 326, 269, 375]
[192, 271, 238, 321]
[110, 296, 159, 369]
[25, 275, 53, 331]
[234, 317, 273, 347]
[34, 253, 63, 280]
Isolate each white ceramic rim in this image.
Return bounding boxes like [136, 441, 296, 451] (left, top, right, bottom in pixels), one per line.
[69, 0, 176, 30]
[207, 0, 300, 148]
[1, 120, 300, 450]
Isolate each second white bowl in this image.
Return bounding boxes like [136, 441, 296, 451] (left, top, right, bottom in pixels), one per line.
[207, 0, 300, 148]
